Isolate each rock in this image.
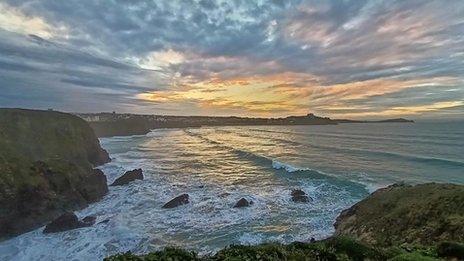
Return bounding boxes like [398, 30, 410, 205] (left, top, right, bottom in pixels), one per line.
[81, 216, 96, 226]
[162, 194, 189, 208]
[334, 183, 464, 247]
[233, 198, 252, 208]
[98, 219, 110, 225]
[110, 169, 143, 186]
[219, 192, 230, 198]
[291, 189, 311, 203]
[43, 213, 98, 233]
[81, 169, 108, 202]
[43, 212, 81, 233]
[0, 109, 109, 240]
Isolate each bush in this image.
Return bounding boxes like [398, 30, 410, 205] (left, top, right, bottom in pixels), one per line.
[104, 248, 200, 261]
[388, 253, 439, 261]
[436, 241, 464, 259]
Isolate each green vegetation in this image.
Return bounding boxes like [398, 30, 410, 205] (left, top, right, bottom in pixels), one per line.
[0, 108, 110, 239]
[334, 183, 464, 247]
[105, 237, 464, 260]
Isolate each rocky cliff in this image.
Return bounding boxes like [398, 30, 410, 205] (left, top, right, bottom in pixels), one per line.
[0, 108, 110, 240]
[334, 183, 464, 247]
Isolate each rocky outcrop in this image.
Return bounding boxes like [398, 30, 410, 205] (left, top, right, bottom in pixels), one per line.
[334, 183, 464, 247]
[43, 212, 95, 233]
[110, 169, 143, 186]
[162, 194, 189, 208]
[0, 109, 110, 240]
[233, 198, 253, 208]
[291, 189, 311, 203]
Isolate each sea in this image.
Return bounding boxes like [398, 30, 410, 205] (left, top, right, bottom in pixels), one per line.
[1, 122, 463, 260]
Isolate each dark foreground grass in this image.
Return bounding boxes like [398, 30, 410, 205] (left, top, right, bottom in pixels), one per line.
[104, 237, 464, 261]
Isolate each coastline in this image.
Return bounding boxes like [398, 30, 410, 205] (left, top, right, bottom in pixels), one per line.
[77, 112, 413, 137]
[1, 109, 462, 261]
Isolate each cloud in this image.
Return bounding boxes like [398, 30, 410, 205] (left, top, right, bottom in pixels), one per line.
[0, 0, 463, 118]
[0, 2, 61, 39]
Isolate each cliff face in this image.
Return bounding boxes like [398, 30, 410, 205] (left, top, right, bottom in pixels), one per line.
[334, 183, 464, 247]
[0, 109, 110, 240]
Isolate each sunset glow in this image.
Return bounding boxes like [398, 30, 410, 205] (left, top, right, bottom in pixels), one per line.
[1, 0, 463, 119]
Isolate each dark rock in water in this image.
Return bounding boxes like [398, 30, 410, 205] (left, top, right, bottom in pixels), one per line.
[98, 219, 110, 225]
[81, 216, 96, 226]
[43, 212, 81, 233]
[110, 169, 143, 186]
[162, 194, 189, 208]
[233, 198, 252, 208]
[219, 192, 230, 198]
[291, 189, 311, 203]
[43, 213, 98, 233]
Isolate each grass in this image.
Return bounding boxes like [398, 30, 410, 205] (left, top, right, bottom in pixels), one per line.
[105, 237, 464, 261]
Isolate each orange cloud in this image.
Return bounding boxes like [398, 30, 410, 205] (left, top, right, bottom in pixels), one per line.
[137, 71, 462, 118]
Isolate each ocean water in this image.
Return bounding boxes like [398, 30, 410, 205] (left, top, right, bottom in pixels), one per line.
[1, 122, 463, 260]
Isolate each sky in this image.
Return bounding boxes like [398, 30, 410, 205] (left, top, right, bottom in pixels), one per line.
[0, 0, 463, 119]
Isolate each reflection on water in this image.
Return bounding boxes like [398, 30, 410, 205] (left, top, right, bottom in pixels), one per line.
[1, 122, 463, 260]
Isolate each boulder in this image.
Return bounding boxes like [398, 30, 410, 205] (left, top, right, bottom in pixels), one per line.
[43, 212, 80, 233]
[291, 189, 311, 203]
[110, 169, 143, 186]
[43, 212, 98, 233]
[162, 194, 189, 208]
[81, 216, 96, 226]
[233, 198, 252, 208]
[219, 192, 230, 198]
[98, 219, 110, 225]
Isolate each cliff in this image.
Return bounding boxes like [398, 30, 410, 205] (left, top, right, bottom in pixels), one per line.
[334, 183, 464, 247]
[0, 108, 110, 240]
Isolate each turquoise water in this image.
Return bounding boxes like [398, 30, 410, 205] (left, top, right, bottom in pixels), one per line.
[0, 122, 463, 260]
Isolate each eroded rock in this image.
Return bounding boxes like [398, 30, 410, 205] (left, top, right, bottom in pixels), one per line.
[233, 198, 253, 208]
[110, 169, 143, 186]
[81, 216, 96, 226]
[291, 189, 311, 203]
[43, 212, 99, 233]
[162, 194, 189, 208]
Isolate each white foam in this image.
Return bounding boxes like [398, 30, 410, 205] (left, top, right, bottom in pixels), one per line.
[0, 128, 373, 260]
[271, 160, 303, 173]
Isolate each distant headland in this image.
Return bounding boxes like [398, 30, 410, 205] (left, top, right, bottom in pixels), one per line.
[74, 112, 414, 137]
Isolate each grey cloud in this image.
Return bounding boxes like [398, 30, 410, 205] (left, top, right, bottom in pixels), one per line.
[1, 0, 463, 117]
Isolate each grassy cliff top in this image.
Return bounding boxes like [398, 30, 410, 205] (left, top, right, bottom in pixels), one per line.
[0, 108, 108, 167]
[334, 183, 464, 247]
